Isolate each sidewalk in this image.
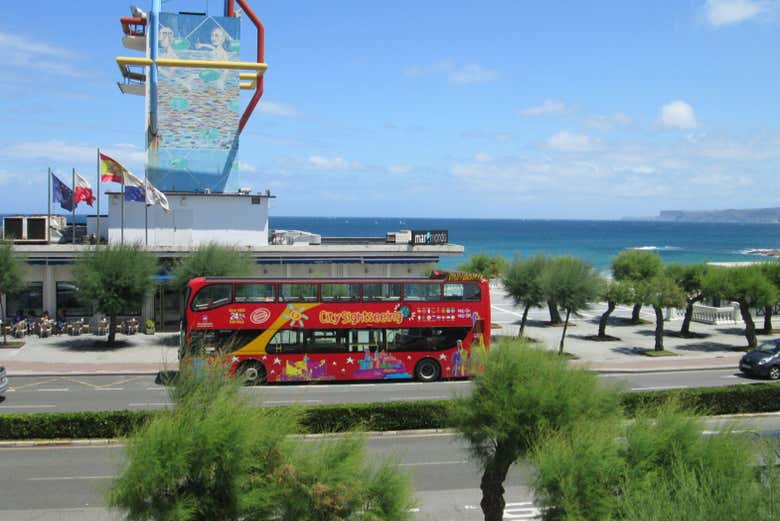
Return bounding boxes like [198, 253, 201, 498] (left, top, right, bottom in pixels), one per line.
[0, 295, 769, 376]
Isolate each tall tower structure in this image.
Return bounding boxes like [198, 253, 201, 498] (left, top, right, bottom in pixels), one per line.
[117, 0, 266, 193]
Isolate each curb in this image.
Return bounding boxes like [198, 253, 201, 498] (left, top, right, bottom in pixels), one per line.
[0, 438, 122, 448]
[5, 370, 163, 377]
[591, 364, 739, 374]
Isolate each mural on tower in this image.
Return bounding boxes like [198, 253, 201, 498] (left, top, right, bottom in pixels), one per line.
[149, 13, 241, 193]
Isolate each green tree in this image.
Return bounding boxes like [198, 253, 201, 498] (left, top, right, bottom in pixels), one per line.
[642, 275, 686, 351]
[0, 241, 26, 344]
[759, 262, 780, 333]
[612, 250, 663, 323]
[665, 263, 708, 337]
[502, 255, 547, 337]
[73, 244, 157, 345]
[703, 265, 778, 348]
[541, 256, 603, 354]
[596, 280, 634, 339]
[457, 253, 509, 280]
[172, 242, 255, 290]
[451, 339, 620, 521]
[110, 365, 413, 521]
[532, 401, 780, 521]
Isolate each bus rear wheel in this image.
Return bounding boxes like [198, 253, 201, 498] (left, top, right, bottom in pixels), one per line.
[415, 358, 441, 382]
[238, 360, 267, 386]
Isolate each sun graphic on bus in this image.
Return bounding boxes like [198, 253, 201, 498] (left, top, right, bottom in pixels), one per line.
[282, 304, 310, 328]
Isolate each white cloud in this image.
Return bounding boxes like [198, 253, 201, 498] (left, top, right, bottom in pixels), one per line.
[517, 99, 568, 117]
[658, 100, 698, 129]
[0, 31, 84, 78]
[475, 152, 493, 162]
[704, 0, 766, 27]
[586, 112, 632, 130]
[238, 160, 257, 172]
[257, 101, 300, 117]
[387, 164, 413, 174]
[0, 169, 20, 186]
[306, 156, 362, 171]
[546, 131, 597, 152]
[0, 140, 97, 163]
[403, 61, 498, 85]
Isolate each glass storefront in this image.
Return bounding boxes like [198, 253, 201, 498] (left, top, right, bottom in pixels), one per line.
[4, 282, 43, 319]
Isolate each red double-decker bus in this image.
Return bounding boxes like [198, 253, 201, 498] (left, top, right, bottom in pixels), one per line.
[181, 273, 491, 384]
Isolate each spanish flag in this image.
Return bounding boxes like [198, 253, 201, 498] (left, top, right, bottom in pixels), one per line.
[99, 153, 130, 184]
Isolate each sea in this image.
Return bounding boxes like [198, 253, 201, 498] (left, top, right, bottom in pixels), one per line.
[269, 217, 780, 273]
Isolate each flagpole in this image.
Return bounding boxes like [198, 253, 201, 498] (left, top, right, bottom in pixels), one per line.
[121, 175, 125, 244]
[47, 167, 51, 243]
[96, 148, 100, 246]
[144, 165, 148, 246]
[71, 168, 76, 244]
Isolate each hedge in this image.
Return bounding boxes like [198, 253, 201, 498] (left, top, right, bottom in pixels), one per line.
[1, 384, 779, 440]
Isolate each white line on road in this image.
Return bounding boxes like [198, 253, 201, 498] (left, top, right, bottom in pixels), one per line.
[28, 475, 115, 481]
[146, 386, 167, 390]
[400, 460, 467, 467]
[265, 400, 323, 405]
[93, 388, 123, 391]
[36, 388, 69, 392]
[630, 385, 687, 391]
[127, 402, 172, 407]
[0, 404, 56, 409]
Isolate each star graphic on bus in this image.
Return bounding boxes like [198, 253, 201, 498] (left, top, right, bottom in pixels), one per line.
[346, 357, 354, 364]
[282, 304, 310, 328]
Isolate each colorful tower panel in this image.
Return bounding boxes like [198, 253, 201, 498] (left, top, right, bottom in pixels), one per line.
[148, 13, 241, 193]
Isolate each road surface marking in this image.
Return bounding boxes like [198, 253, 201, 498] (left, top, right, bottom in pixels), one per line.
[28, 475, 115, 481]
[491, 305, 525, 317]
[400, 460, 467, 467]
[36, 388, 69, 392]
[61, 376, 103, 389]
[146, 386, 167, 390]
[630, 385, 686, 391]
[0, 404, 56, 409]
[9, 378, 59, 390]
[265, 399, 323, 405]
[105, 375, 146, 387]
[128, 402, 172, 407]
[93, 388, 124, 391]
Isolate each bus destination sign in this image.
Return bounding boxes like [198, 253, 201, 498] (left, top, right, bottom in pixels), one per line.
[410, 230, 448, 245]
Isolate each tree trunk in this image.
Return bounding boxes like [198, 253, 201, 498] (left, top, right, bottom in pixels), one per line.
[559, 308, 571, 354]
[547, 300, 562, 325]
[738, 302, 757, 348]
[598, 301, 616, 337]
[517, 304, 531, 338]
[653, 305, 664, 351]
[680, 301, 693, 336]
[108, 314, 117, 346]
[762, 305, 773, 333]
[0, 299, 6, 345]
[479, 446, 513, 521]
[631, 303, 642, 323]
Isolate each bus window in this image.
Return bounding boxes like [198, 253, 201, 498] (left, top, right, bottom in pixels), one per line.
[362, 283, 401, 301]
[321, 283, 360, 302]
[444, 283, 481, 301]
[304, 329, 348, 353]
[386, 327, 469, 351]
[280, 283, 318, 302]
[191, 284, 232, 311]
[349, 329, 382, 352]
[403, 283, 441, 302]
[268, 329, 303, 354]
[235, 283, 275, 303]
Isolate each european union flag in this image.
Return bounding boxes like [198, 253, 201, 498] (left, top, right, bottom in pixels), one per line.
[51, 172, 74, 211]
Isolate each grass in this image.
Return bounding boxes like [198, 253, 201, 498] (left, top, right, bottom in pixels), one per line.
[642, 349, 678, 357]
[0, 341, 25, 349]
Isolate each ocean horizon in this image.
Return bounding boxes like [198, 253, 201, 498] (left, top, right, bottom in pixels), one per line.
[3, 214, 778, 272]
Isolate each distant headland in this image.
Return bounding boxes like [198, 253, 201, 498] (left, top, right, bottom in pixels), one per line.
[625, 207, 780, 224]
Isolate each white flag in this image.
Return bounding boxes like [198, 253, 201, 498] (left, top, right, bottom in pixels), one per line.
[123, 170, 144, 188]
[145, 179, 170, 213]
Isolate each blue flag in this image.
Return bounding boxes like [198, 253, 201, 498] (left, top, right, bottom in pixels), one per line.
[51, 172, 74, 211]
[124, 185, 145, 202]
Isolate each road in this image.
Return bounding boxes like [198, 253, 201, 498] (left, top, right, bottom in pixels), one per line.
[0, 432, 535, 521]
[2, 415, 780, 521]
[0, 369, 772, 413]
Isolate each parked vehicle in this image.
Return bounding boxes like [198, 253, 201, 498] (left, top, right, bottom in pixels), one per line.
[0, 366, 8, 399]
[739, 339, 780, 380]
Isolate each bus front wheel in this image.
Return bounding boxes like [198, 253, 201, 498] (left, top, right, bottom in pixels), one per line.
[414, 358, 441, 382]
[238, 360, 267, 386]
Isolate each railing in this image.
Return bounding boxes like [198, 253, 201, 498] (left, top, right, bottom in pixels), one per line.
[690, 303, 740, 325]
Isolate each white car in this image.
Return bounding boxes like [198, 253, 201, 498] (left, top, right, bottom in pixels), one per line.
[0, 366, 8, 399]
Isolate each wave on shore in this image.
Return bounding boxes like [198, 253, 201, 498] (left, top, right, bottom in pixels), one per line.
[629, 245, 681, 251]
[739, 248, 780, 258]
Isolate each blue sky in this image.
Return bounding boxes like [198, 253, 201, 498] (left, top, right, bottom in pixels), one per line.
[1, 0, 779, 219]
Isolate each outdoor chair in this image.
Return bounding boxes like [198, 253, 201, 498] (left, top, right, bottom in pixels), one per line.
[38, 319, 53, 338]
[12, 320, 28, 338]
[126, 318, 139, 335]
[95, 318, 109, 336]
[67, 320, 83, 336]
[78, 318, 90, 335]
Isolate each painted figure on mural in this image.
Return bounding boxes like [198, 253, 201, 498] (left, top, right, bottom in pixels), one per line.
[196, 27, 231, 89]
